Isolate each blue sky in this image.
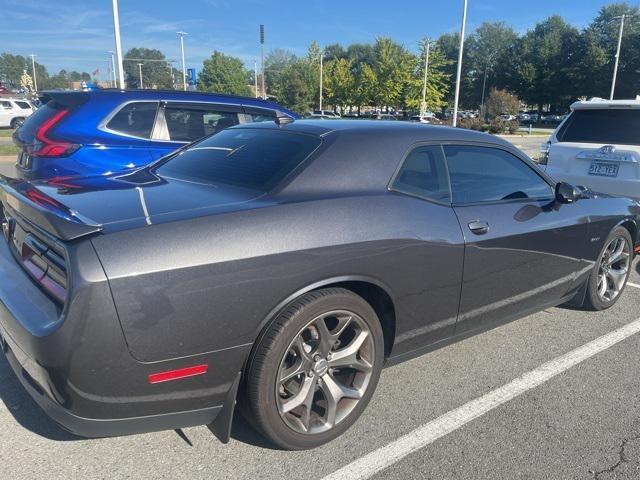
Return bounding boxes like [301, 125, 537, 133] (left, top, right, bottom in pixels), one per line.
[0, 0, 625, 79]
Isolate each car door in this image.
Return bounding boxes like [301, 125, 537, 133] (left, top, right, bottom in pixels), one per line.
[147, 102, 242, 160]
[0, 100, 12, 127]
[443, 143, 589, 335]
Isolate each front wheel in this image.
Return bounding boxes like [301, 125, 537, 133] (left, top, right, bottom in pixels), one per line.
[243, 288, 384, 450]
[583, 226, 632, 311]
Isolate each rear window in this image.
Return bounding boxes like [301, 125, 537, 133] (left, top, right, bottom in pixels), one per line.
[558, 109, 640, 145]
[155, 128, 321, 191]
[105, 102, 158, 139]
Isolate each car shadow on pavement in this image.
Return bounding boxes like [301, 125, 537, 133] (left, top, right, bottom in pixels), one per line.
[0, 355, 81, 441]
[229, 411, 280, 450]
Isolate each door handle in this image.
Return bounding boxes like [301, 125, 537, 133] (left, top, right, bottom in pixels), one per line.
[468, 220, 490, 235]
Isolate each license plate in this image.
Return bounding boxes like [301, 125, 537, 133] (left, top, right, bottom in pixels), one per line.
[588, 161, 619, 177]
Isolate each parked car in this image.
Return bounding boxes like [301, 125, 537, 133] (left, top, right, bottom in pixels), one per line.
[409, 114, 442, 124]
[371, 113, 397, 120]
[498, 113, 516, 121]
[1, 120, 638, 450]
[312, 110, 341, 118]
[0, 98, 35, 129]
[13, 89, 297, 180]
[541, 113, 565, 125]
[544, 99, 640, 200]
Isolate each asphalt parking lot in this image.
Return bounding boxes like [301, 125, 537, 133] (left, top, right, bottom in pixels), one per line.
[1, 244, 640, 478]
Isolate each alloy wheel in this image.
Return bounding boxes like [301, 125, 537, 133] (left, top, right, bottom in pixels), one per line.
[276, 310, 375, 435]
[597, 235, 631, 303]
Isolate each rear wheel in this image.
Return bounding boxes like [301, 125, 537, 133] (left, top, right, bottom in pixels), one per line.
[583, 226, 632, 311]
[10, 117, 25, 129]
[244, 288, 384, 450]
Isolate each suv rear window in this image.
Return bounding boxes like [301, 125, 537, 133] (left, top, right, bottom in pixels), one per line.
[558, 109, 640, 145]
[106, 102, 158, 139]
[16, 102, 63, 144]
[156, 128, 321, 191]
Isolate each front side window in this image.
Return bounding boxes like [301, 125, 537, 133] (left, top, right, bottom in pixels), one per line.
[163, 105, 240, 142]
[444, 145, 552, 204]
[156, 128, 321, 192]
[391, 145, 450, 203]
[106, 102, 158, 138]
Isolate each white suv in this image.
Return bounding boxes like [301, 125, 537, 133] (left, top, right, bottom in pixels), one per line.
[544, 99, 640, 200]
[0, 98, 35, 129]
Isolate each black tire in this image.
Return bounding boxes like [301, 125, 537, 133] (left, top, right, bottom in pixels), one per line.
[582, 226, 633, 311]
[10, 118, 25, 129]
[243, 287, 384, 450]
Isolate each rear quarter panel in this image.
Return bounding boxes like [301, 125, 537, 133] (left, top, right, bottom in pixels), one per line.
[90, 193, 465, 362]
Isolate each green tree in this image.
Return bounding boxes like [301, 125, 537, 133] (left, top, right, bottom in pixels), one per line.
[264, 48, 296, 93]
[404, 40, 451, 112]
[324, 58, 355, 112]
[486, 88, 520, 117]
[199, 51, 251, 96]
[353, 63, 377, 114]
[372, 37, 413, 110]
[123, 48, 172, 89]
[270, 57, 316, 113]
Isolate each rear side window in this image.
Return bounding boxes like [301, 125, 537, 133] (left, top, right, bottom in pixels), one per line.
[162, 105, 239, 142]
[444, 145, 552, 204]
[156, 129, 321, 191]
[392, 145, 450, 203]
[15, 101, 31, 109]
[0, 101, 11, 109]
[558, 109, 640, 145]
[106, 102, 158, 139]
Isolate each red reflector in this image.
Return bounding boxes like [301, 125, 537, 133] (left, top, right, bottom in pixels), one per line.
[635, 245, 640, 254]
[148, 364, 208, 384]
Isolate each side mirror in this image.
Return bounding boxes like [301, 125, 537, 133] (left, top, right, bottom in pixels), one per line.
[555, 182, 580, 204]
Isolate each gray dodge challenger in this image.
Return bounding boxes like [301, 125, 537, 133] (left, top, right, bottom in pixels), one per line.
[0, 119, 638, 450]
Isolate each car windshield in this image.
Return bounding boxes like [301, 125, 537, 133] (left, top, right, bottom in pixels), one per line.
[155, 128, 322, 192]
[558, 108, 640, 145]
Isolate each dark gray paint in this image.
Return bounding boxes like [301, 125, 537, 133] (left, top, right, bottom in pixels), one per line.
[0, 120, 639, 438]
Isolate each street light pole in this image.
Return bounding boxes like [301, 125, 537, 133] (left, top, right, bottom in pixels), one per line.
[260, 24, 265, 99]
[109, 51, 116, 87]
[319, 52, 324, 112]
[111, 0, 125, 89]
[254, 60, 258, 98]
[452, 0, 468, 128]
[29, 54, 38, 92]
[610, 14, 625, 100]
[177, 31, 188, 91]
[420, 38, 430, 117]
[480, 56, 493, 118]
[137, 63, 144, 89]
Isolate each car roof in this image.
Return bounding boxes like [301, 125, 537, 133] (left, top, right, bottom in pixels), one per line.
[39, 88, 296, 116]
[571, 98, 640, 110]
[230, 119, 515, 147]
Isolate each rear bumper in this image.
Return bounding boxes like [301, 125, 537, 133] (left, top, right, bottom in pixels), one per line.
[0, 327, 221, 437]
[545, 168, 640, 200]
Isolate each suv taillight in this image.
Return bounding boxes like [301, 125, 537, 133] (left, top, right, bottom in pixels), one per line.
[538, 141, 551, 165]
[30, 109, 79, 158]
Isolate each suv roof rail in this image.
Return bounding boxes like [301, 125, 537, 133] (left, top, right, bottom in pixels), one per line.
[95, 88, 277, 104]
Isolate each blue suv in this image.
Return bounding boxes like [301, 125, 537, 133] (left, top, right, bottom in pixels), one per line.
[13, 89, 297, 180]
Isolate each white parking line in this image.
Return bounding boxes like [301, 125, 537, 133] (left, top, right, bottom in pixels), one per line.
[627, 282, 640, 289]
[322, 316, 640, 480]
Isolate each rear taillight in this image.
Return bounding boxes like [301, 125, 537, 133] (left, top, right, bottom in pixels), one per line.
[20, 233, 67, 303]
[30, 109, 79, 158]
[538, 141, 551, 165]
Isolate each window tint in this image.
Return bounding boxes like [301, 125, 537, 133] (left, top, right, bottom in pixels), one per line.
[392, 145, 450, 203]
[0, 101, 11, 109]
[444, 145, 552, 204]
[164, 105, 239, 142]
[156, 129, 321, 191]
[558, 109, 640, 145]
[106, 102, 158, 138]
[248, 112, 276, 123]
[15, 101, 31, 109]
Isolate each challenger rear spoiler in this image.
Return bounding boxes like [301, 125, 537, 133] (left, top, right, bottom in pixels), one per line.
[0, 176, 101, 241]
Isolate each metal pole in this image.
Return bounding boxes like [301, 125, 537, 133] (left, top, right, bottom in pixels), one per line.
[452, 0, 468, 128]
[112, 0, 125, 89]
[260, 24, 265, 99]
[319, 53, 323, 111]
[29, 54, 38, 92]
[177, 31, 187, 91]
[109, 51, 116, 87]
[137, 63, 143, 89]
[254, 60, 258, 98]
[610, 14, 625, 100]
[480, 63, 489, 117]
[421, 38, 430, 117]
